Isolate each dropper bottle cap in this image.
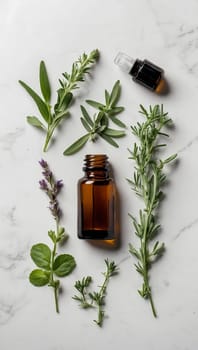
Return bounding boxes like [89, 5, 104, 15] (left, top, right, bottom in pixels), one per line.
[114, 52, 135, 74]
[114, 52, 164, 92]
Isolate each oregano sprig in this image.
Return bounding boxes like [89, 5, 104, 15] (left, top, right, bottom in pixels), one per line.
[127, 104, 177, 317]
[19, 49, 99, 152]
[63, 80, 126, 155]
[73, 259, 118, 327]
[29, 159, 76, 313]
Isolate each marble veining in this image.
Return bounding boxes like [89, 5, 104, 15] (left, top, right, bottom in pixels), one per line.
[1, 0, 198, 349]
[0, 128, 24, 152]
[174, 217, 198, 240]
[178, 135, 198, 154]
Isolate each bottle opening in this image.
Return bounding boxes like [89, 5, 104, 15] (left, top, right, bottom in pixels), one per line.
[83, 154, 108, 171]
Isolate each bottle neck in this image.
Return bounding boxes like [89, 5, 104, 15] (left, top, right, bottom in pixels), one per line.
[83, 154, 109, 179]
[129, 59, 143, 78]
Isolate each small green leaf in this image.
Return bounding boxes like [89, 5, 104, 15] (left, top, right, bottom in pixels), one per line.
[80, 105, 93, 127]
[81, 117, 92, 132]
[109, 115, 126, 128]
[39, 61, 51, 103]
[19, 80, 49, 122]
[109, 80, 121, 107]
[27, 116, 47, 130]
[29, 269, 50, 286]
[163, 153, 177, 164]
[30, 243, 51, 270]
[59, 92, 73, 111]
[63, 134, 90, 155]
[100, 133, 119, 147]
[103, 128, 125, 138]
[86, 100, 105, 110]
[95, 111, 105, 125]
[105, 90, 110, 105]
[108, 106, 124, 116]
[48, 230, 56, 243]
[53, 254, 76, 277]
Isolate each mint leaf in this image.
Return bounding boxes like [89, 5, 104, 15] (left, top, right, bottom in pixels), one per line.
[53, 254, 76, 277]
[63, 134, 90, 155]
[30, 243, 51, 270]
[29, 269, 50, 286]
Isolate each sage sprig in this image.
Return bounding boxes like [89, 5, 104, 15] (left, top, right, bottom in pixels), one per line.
[29, 159, 76, 313]
[128, 104, 177, 317]
[19, 49, 99, 152]
[63, 80, 126, 155]
[73, 259, 118, 327]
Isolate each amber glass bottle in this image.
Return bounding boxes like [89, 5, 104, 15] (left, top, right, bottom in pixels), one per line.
[78, 154, 117, 240]
[114, 52, 165, 92]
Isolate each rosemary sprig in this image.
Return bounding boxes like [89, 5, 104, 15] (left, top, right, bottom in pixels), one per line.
[29, 160, 76, 313]
[128, 104, 177, 317]
[19, 49, 99, 152]
[63, 80, 126, 155]
[73, 259, 118, 327]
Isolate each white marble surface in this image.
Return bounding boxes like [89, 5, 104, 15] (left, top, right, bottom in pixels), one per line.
[1, 0, 198, 349]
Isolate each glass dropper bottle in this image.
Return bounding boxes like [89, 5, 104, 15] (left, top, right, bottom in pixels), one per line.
[114, 52, 165, 93]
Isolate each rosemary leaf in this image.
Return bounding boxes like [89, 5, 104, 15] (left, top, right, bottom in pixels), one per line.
[128, 104, 177, 317]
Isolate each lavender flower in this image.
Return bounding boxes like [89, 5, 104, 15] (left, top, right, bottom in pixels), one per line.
[39, 159, 63, 220]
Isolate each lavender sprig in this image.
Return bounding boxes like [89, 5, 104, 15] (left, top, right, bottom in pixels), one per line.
[29, 159, 76, 313]
[39, 159, 63, 220]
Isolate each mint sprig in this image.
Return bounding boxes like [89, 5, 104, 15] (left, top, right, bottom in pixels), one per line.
[29, 159, 76, 313]
[19, 49, 99, 152]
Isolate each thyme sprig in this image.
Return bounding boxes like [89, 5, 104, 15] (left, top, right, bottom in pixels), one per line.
[63, 80, 126, 155]
[128, 104, 177, 317]
[73, 259, 118, 327]
[19, 49, 99, 152]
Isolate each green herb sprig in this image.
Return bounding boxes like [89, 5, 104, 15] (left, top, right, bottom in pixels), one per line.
[19, 49, 99, 152]
[128, 104, 177, 317]
[29, 159, 76, 313]
[63, 80, 126, 155]
[73, 259, 118, 327]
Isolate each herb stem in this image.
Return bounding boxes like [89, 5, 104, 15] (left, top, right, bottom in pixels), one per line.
[49, 218, 59, 313]
[128, 104, 177, 317]
[54, 284, 59, 314]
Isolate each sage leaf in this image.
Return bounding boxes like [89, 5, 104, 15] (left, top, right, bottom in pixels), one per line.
[86, 100, 105, 110]
[80, 117, 92, 132]
[109, 116, 126, 128]
[30, 243, 51, 270]
[53, 254, 76, 277]
[58, 92, 73, 112]
[19, 80, 49, 122]
[39, 61, 51, 103]
[29, 269, 50, 286]
[109, 80, 120, 107]
[100, 133, 119, 147]
[109, 106, 124, 115]
[80, 105, 93, 127]
[105, 89, 110, 105]
[103, 128, 125, 138]
[27, 116, 46, 130]
[63, 134, 90, 155]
